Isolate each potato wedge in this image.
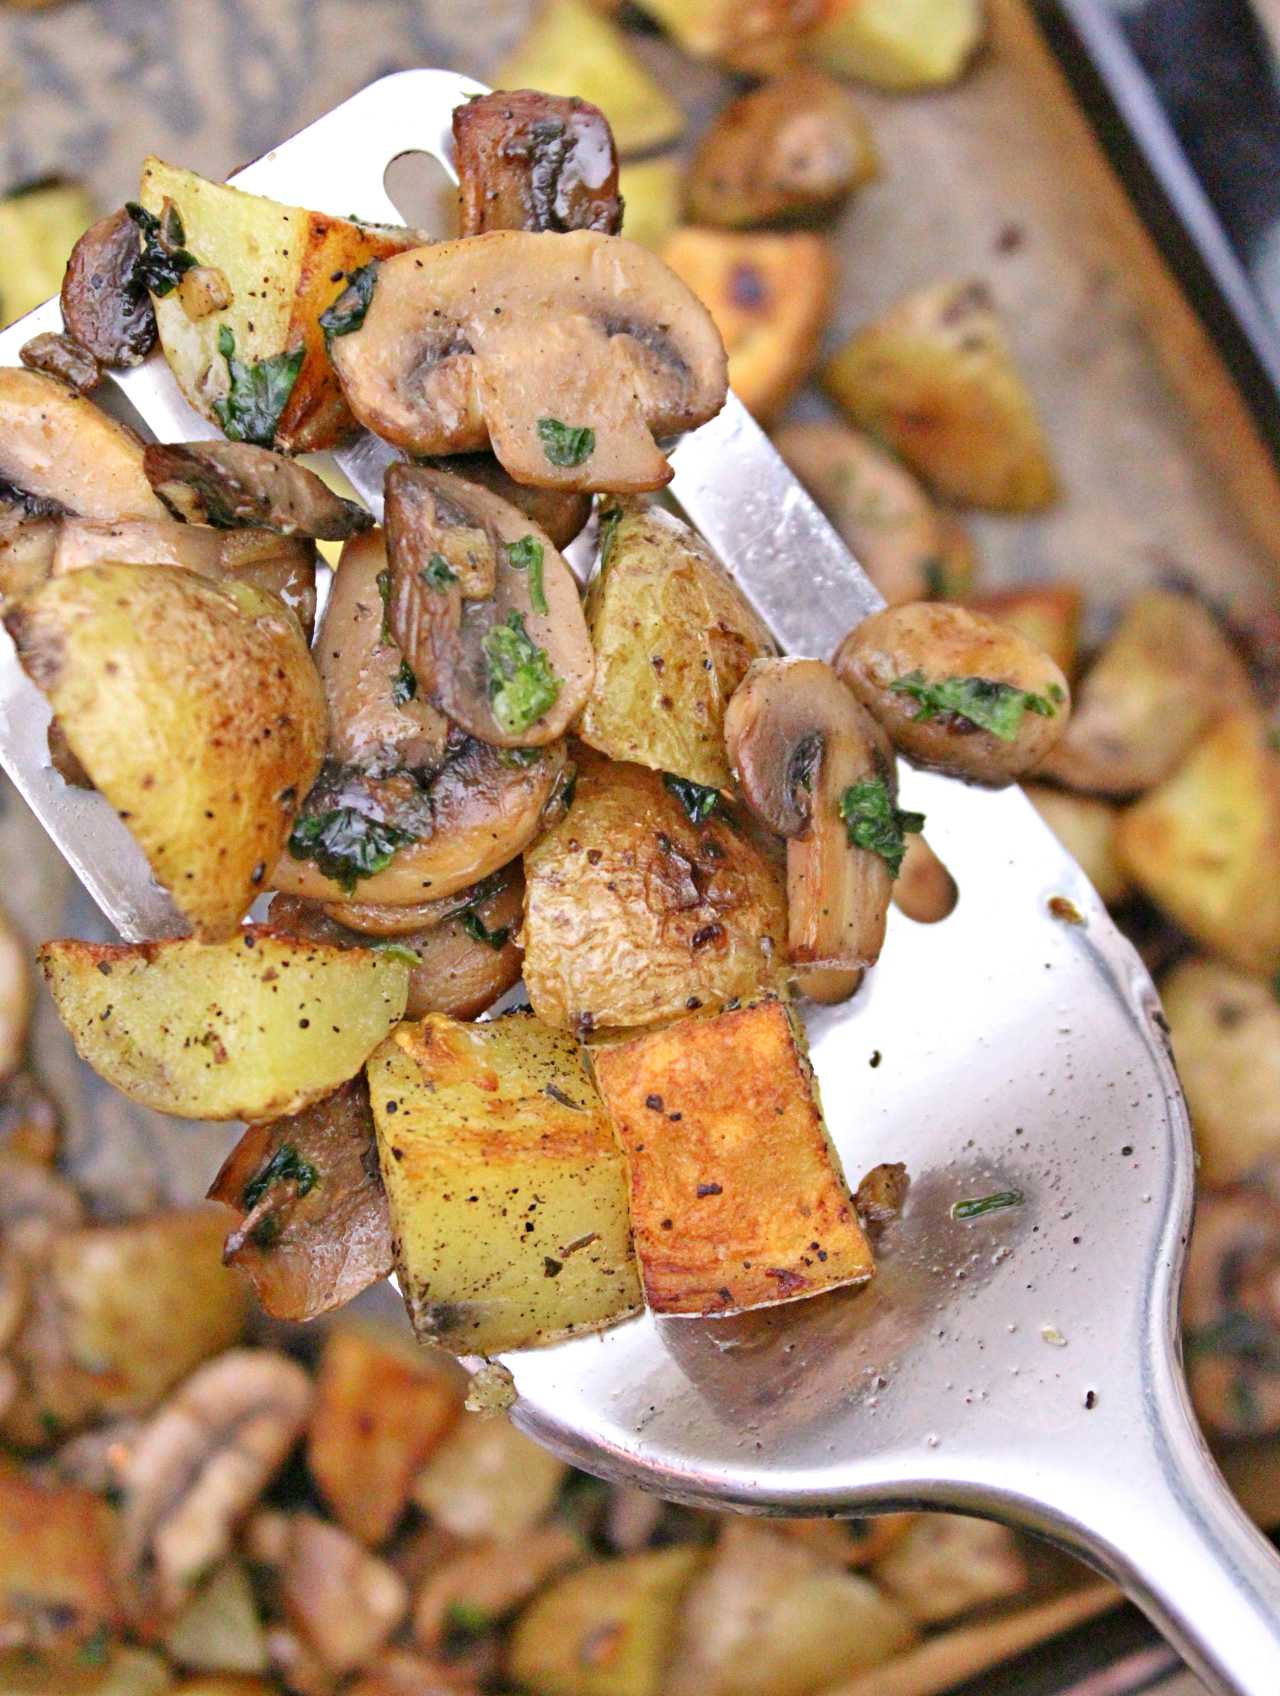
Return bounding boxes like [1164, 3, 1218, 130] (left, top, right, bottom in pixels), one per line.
[1116, 711, 1280, 976]
[810, 0, 985, 89]
[495, 0, 685, 156]
[39, 929, 408, 1121]
[1024, 785, 1129, 906]
[410, 1413, 566, 1543]
[663, 227, 835, 424]
[592, 999, 873, 1315]
[369, 1011, 641, 1355]
[580, 504, 775, 788]
[1036, 590, 1254, 795]
[824, 280, 1057, 511]
[522, 750, 787, 1032]
[617, 155, 683, 253]
[7, 564, 325, 939]
[137, 159, 417, 453]
[1161, 957, 1280, 1184]
[164, 1560, 268, 1676]
[967, 583, 1082, 680]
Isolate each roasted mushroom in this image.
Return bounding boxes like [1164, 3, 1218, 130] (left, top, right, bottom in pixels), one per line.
[1184, 1186, 1280, 1441]
[0, 368, 165, 521]
[19, 331, 101, 395]
[420, 452, 590, 550]
[454, 89, 623, 236]
[0, 494, 60, 611]
[59, 206, 157, 367]
[143, 441, 372, 538]
[384, 464, 593, 748]
[329, 230, 727, 493]
[725, 657, 911, 996]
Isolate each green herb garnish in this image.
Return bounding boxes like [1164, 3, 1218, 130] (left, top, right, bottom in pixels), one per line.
[212, 325, 303, 447]
[537, 416, 595, 468]
[506, 534, 548, 615]
[243, 1142, 319, 1210]
[287, 806, 414, 892]
[663, 773, 721, 824]
[598, 503, 623, 566]
[422, 552, 459, 591]
[78, 1629, 110, 1668]
[838, 779, 924, 878]
[252, 1215, 282, 1251]
[391, 659, 417, 706]
[482, 610, 561, 736]
[951, 1190, 1024, 1221]
[319, 261, 379, 342]
[374, 941, 422, 966]
[888, 671, 1058, 742]
[462, 909, 511, 951]
[445, 1601, 495, 1641]
[125, 200, 198, 296]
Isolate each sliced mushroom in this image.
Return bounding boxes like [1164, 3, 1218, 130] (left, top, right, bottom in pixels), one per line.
[0, 367, 166, 520]
[143, 441, 372, 538]
[421, 452, 590, 550]
[60, 206, 157, 368]
[385, 464, 593, 748]
[19, 331, 101, 395]
[321, 886, 488, 936]
[725, 657, 902, 995]
[1184, 1187, 1280, 1441]
[329, 230, 727, 493]
[454, 89, 623, 236]
[281, 1514, 408, 1675]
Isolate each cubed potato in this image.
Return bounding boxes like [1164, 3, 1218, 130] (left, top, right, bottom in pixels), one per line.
[39, 929, 408, 1122]
[809, 0, 985, 89]
[633, 0, 823, 74]
[616, 156, 683, 252]
[1161, 957, 1280, 1184]
[581, 504, 775, 788]
[824, 280, 1057, 511]
[410, 1412, 567, 1543]
[369, 1012, 641, 1355]
[522, 750, 786, 1032]
[592, 1000, 873, 1315]
[308, 1326, 462, 1547]
[509, 1547, 701, 1696]
[138, 159, 416, 452]
[667, 1521, 918, 1696]
[872, 1514, 1028, 1624]
[967, 584, 1082, 680]
[495, 0, 685, 156]
[1024, 786, 1129, 906]
[1036, 590, 1254, 796]
[164, 1561, 267, 1676]
[662, 228, 835, 424]
[0, 1472, 120, 1646]
[1116, 711, 1280, 976]
[7, 563, 326, 939]
[0, 180, 95, 329]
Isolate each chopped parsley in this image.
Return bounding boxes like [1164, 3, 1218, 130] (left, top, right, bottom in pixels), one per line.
[663, 773, 721, 824]
[422, 552, 458, 591]
[598, 503, 623, 566]
[373, 941, 422, 966]
[212, 325, 303, 447]
[888, 672, 1060, 742]
[462, 909, 511, 951]
[319, 261, 379, 342]
[537, 416, 595, 468]
[287, 807, 414, 892]
[78, 1628, 110, 1668]
[125, 200, 198, 296]
[243, 1142, 319, 1210]
[482, 610, 561, 736]
[391, 659, 417, 706]
[838, 779, 924, 878]
[506, 534, 548, 615]
[951, 1190, 1024, 1221]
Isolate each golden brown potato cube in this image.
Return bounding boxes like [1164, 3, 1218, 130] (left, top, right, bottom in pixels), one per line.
[809, 0, 985, 89]
[872, 1515, 1028, 1624]
[580, 504, 775, 788]
[0, 1473, 119, 1647]
[369, 1012, 641, 1355]
[522, 750, 786, 1033]
[592, 1000, 873, 1315]
[410, 1412, 566, 1543]
[1037, 590, 1254, 796]
[634, 0, 823, 74]
[1024, 786, 1129, 906]
[824, 280, 1057, 511]
[0, 180, 95, 330]
[967, 583, 1082, 680]
[617, 155, 683, 252]
[1116, 711, 1280, 976]
[663, 227, 835, 424]
[687, 72, 877, 228]
[1161, 957, 1280, 1184]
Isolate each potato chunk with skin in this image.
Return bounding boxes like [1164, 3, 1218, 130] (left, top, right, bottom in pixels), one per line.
[835, 603, 1070, 786]
[824, 280, 1057, 511]
[7, 564, 326, 939]
[1116, 711, 1280, 976]
[369, 1012, 641, 1355]
[632, 0, 823, 74]
[592, 1000, 873, 1315]
[523, 750, 786, 1033]
[39, 929, 409, 1122]
[580, 504, 775, 788]
[810, 0, 985, 89]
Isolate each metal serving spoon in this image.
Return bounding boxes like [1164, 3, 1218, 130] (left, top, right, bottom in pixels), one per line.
[1, 70, 1278, 1694]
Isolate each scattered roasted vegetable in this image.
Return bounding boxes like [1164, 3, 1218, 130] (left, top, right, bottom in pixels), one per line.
[454, 90, 622, 236]
[0, 368, 165, 521]
[0, 179, 95, 330]
[809, 0, 986, 89]
[143, 442, 371, 537]
[1184, 1188, 1280, 1441]
[968, 583, 1083, 682]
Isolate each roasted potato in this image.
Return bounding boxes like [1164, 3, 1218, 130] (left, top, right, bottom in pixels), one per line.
[824, 280, 1057, 511]
[279, 1514, 407, 1675]
[0, 1472, 119, 1647]
[412, 1524, 581, 1650]
[580, 504, 775, 788]
[809, 0, 986, 89]
[1037, 590, 1254, 795]
[1116, 711, 1280, 976]
[835, 602, 1070, 785]
[0, 180, 95, 329]
[164, 1560, 268, 1676]
[368, 1012, 641, 1355]
[0, 1648, 172, 1695]
[592, 999, 874, 1315]
[136, 159, 417, 453]
[522, 749, 787, 1032]
[687, 72, 877, 229]
[410, 1412, 567, 1543]
[1024, 786, 1130, 906]
[632, 0, 823, 74]
[663, 227, 836, 424]
[7, 564, 326, 939]
[873, 1516, 1027, 1624]
[39, 929, 409, 1122]
[617, 155, 683, 252]
[968, 583, 1082, 680]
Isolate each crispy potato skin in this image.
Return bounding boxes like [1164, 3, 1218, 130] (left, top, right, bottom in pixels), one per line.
[454, 90, 622, 236]
[580, 504, 775, 788]
[522, 750, 787, 1032]
[369, 1012, 640, 1355]
[7, 563, 325, 938]
[835, 603, 1070, 786]
[593, 1000, 873, 1315]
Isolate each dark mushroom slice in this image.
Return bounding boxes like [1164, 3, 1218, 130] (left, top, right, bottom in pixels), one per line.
[59, 206, 157, 367]
[143, 441, 372, 538]
[1184, 1186, 1280, 1441]
[19, 331, 101, 396]
[421, 453, 590, 550]
[0, 368, 166, 521]
[725, 657, 911, 998]
[329, 230, 728, 494]
[454, 89, 623, 237]
[384, 464, 592, 750]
